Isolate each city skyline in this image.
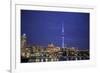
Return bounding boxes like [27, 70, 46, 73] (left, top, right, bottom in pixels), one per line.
[21, 10, 90, 49]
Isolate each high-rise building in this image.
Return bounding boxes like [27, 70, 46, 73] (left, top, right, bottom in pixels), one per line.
[21, 33, 27, 49]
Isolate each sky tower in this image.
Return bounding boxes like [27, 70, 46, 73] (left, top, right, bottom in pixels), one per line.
[61, 23, 64, 48]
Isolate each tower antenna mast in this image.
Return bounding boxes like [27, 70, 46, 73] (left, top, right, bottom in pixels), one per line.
[62, 22, 64, 48]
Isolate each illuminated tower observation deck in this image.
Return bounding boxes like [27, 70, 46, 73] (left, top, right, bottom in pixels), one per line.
[61, 23, 64, 48]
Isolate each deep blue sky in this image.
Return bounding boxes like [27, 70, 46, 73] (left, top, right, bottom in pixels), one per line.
[21, 10, 89, 49]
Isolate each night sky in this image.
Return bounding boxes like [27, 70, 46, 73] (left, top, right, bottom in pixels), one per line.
[21, 10, 89, 49]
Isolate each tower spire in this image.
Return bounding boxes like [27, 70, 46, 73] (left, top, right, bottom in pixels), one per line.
[62, 23, 64, 48]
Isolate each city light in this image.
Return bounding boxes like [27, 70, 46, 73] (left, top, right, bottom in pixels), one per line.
[21, 34, 89, 63]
